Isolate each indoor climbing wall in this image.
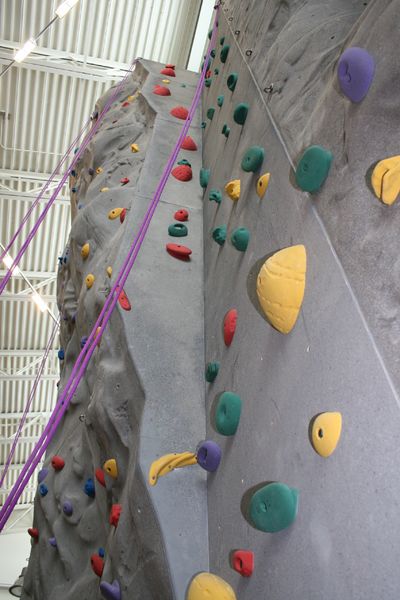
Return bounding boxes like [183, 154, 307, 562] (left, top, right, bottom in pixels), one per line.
[200, 0, 400, 598]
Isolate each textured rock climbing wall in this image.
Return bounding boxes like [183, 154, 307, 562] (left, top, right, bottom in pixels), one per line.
[22, 59, 208, 600]
[202, 1, 400, 598]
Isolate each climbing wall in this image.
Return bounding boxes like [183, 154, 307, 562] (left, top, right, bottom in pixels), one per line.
[201, 0, 400, 598]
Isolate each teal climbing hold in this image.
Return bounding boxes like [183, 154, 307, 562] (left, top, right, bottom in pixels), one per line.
[220, 36, 225, 46]
[214, 68, 219, 75]
[168, 223, 188, 237]
[241, 146, 264, 172]
[207, 107, 215, 120]
[249, 482, 299, 533]
[231, 227, 250, 251]
[208, 30, 213, 40]
[233, 102, 249, 125]
[227, 72, 238, 92]
[205, 362, 220, 383]
[205, 78, 213, 88]
[200, 168, 211, 189]
[212, 225, 227, 246]
[177, 159, 191, 166]
[211, 49, 216, 58]
[224, 127, 230, 138]
[217, 95, 224, 107]
[209, 189, 222, 204]
[221, 45, 230, 63]
[295, 145, 333, 193]
[215, 392, 242, 436]
[181, 84, 186, 88]
[201, 121, 207, 129]
[221, 124, 227, 134]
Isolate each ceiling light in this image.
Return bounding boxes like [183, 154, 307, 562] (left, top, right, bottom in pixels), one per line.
[56, 0, 80, 19]
[2, 253, 21, 275]
[14, 38, 37, 63]
[31, 292, 47, 313]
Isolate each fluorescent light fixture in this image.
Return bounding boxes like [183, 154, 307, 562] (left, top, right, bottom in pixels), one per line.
[31, 292, 47, 313]
[2, 253, 21, 275]
[56, 0, 80, 19]
[14, 38, 37, 63]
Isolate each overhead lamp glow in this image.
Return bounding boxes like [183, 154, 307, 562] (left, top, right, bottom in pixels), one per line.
[31, 292, 47, 313]
[14, 38, 37, 63]
[56, 0, 80, 19]
[2, 253, 21, 275]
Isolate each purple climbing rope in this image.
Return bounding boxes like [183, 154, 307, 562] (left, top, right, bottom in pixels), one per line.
[0, 4, 220, 531]
[0, 58, 138, 296]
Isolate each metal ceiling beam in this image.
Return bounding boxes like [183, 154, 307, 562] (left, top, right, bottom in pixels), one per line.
[0, 373, 58, 381]
[1, 294, 56, 302]
[0, 168, 63, 182]
[0, 412, 51, 419]
[0, 190, 70, 206]
[0, 270, 57, 279]
[0, 436, 40, 444]
[0, 350, 55, 357]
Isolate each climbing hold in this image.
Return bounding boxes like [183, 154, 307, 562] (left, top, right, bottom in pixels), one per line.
[71, 186, 77, 193]
[200, 168, 210, 189]
[174, 209, 189, 222]
[232, 550, 254, 577]
[148, 451, 197, 486]
[205, 78, 213, 88]
[205, 362, 220, 382]
[223, 308, 237, 346]
[96, 167, 103, 174]
[38, 468, 48, 483]
[63, 500, 73, 516]
[74, 147, 79, 154]
[100, 580, 121, 600]
[256, 173, 271, 199]
[212, 225, 227, 246]
[168, 223, 188, 237]
[220, 36, 225, 45]
[88, 167, 95, 176]
[196, 440, 222, 472]
[241, 146, 264, 172]
[85, 274, 95, 289]
[217, 95, 224, 107]
[220, 45, 230, 63]
[28, 528, 39, 541]
[84, 478, 95, 498]
[153, 85, 171, 96]
[98, 548, 105, 558]
[233, 102, 249, 125]
[181, 136, 197, 151]
[122, 101, 130, 107]
[170, 106, 188, 120]
[110, 504, 122, 527]
[337, 47, 374, 103]
[120, 177, 129, 185]
[208, 30, 213, 39]
[214, 68, 219, 75]
[172, 164, 193, 182]
[209, 189, 222, 204]
[224, 126, 230, 138]
[80, 336, 88, 348]
[215, 392, 242, 436]
[108, 207, 125, 220]
[103, 458, 118, 479]
[39, 484, 48, 497]
[166, 63, 175, 69]
[100, 187, 109, 192]
[177, 158, 192, 166]
[231, 227, 250, 252]
[160, 67, 176, 77]
[371, 155, 400, 205]
[249, 482, 299, 533]
[207, 107, 215, 120]
[295, 145, 333, 193]
[162, 79, 170, 84]
[116, 286, 132, 311]
[70, 169, 76, 177]
[187, 573, 236, 600]
[51, 455, 65, 471]
[256, 245, 307, 334]
[311, 412, 342, 458]
[90, 554, 104, 577]
[166, 243, 192, 260]
[201, 121, 207, 129]
[227, 72, 238, 92]
[58, 348, 65, 360]
[131, 143, 139, 153]
[95, 467, 106, 487]
[81, 243, 90, 259]
[106, 266, 112, 277]
[224, 180, 240, 201]
[49, 537, 57, 547]
[120, 208, 127, 223]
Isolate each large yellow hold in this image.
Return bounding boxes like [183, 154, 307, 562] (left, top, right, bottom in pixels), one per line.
[256, 245, 306, 334]
[187, 573, 236, 600]
[311, 412, 342, 458]
[224, 179, 240, 201]
[371, 155, 400, 205]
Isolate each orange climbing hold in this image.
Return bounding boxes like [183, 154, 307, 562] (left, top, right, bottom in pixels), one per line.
[90, 554, 104, 577]
[110, 504, 122, 527]
[172, 165, 193, 182]
[170, 106, 188, 120]
[181, 136, 198, 151]
[153, 85, 171, 96]
[161, 67, 176, 77]
[95, 468, 106, 487]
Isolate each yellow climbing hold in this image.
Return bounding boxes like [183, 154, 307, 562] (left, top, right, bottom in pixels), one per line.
[257, 245, 306, 334]
[162, 79, 170, 84]
[187, 573, 237, 600]
[148, 451, 197, 486]
[131, 143, 140, 153]
[85, 274, 95, 289]
[224, 179, 240, 201]
[256, 172, 271, 199]
[103, 458, 118, 479]
[96, 167, 103, 174]
[106, 266, 112, 277]
[100, 187, 109, 193]
[311, 412, 342, 458]
[127, 95, 135, 102]
[108, 207, 124, 220]
[81, 243, 90, 259]
[95, 326, 102, 346]
[371, 155, 400, 205]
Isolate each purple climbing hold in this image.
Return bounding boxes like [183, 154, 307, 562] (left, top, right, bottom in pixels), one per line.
[88, 167, 95, 176]
[196, 440, 222, 472]
[100, 580, 121, 600]
[63, 500, 73, 516]
[337, 47, 375, 103]
[38, 468, 48, 484]
[80, 336, 88, 348]
[49, 537, 57, 547]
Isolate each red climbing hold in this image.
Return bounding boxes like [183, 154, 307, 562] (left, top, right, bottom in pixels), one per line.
[110, 504, 122, 528]
[165, 64, 176, 69]
[174, 209, 189, 222]
[181, 136, 198, 151]
[28, 528, 39, 541]
[116, 286, 131, 311]
[120, 177, 129, 185]
[161, 67, 176, 77]
[232, 550, 254, 577]
[91, 554, 104, 577]
[153, 85, 171, 96]
[206, 69, 212, 78]
[51, 455, 65, 471]
[122, 101, 130, 107]
[95, 467, 106, 487]
[166, 243, 192, 260]
[172, 165, 192, 182]
[120, 208, 127, 223]
[223, 309, 238, 346]
[170, 106, 188, 120]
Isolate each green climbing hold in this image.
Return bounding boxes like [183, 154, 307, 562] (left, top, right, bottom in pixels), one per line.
[214, 68, 219, 75]
[177, 159, 191, 166]
[233, 102, 249, 125]
[208, 30, 213, 40]
[200, 168, 211, 189]
[220, 36, 225, 46]
[212, 225, 227, 246]
[227, 72, 238, 92]
[221, 124, 227, 134]
[295, 145, 333, 193]
[207, 107, 215, 120]
[220, 45, 230, 63]
[168, 223, 188, 237]
[201, 121, 207, 129]
[211, 49, 216, 58]
[205, 78, 213, 88]
[231, 227, 250, 251]
[249, 482, 299, 533]
[217, 95, 224, 107]
[209, 189, 222, 204]
[241, 146, 264, 172]
[206, 362, 220, 383]
[224, 127, 230, 138]
[181, 83, 187, 88]
[215, 392, 242, 436]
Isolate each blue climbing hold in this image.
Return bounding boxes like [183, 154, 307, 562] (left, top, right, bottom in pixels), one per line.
[58, 348, 65, 360]
[98, 547, 105, 558]
[63, 500, 73, 516]
[39, 484, 48, 497]
[80, 336, 88, 348]
[84, 478, 96, 498]
[100, 580, 121, 600]
[49, 537, 57, 547]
